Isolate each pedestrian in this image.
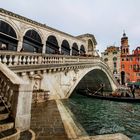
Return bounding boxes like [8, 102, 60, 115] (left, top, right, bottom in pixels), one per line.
[131, 84, 135, 98]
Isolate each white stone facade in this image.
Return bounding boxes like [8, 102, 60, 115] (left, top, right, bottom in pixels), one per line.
[101, 46, 121, 81]
[0, 8, 97, 55]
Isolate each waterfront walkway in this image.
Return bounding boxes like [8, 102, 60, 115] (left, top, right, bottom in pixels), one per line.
[30, 100, 130, 140]
[31, 100, 69, 140]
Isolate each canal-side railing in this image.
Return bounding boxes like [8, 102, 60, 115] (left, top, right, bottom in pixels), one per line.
[0, 62, 32, 130]
[0, 51, 100, 66]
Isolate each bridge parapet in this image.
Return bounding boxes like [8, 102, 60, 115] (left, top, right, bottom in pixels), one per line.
[0, 62, 32, 131]
[0, 51, 100, 66]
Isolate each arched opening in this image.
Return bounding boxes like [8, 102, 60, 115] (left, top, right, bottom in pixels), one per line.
[104, 58, 108, 63]
[80, 45, 86, 56]
[121, 71, 125, 85]
[61, 40, 70, 55]
[113, 57, 117, 61]
[72, 43, 79, 56]
[23, 30, 42, 53]
[46, 35, 59, 54]
[0, 20, 18, 51]
[88, 39, 93, 51]
[72, 69, 112, 96]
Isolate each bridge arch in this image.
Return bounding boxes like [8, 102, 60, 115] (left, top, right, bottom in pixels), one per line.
[66, 65, 117, 98]
[72, 42, 79, 56]
[46, 35, 59, 54]
[22, 29, 43, 53]
[88, 39, 94, 51]
[0, 20, 19, 51]
[61, 40, 70, 55]
[80, 45, 86, 56]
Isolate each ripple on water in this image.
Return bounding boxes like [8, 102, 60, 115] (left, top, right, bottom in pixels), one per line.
[63, 93, 140, 140]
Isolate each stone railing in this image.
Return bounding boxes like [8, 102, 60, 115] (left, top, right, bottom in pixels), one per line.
[0, 62, 32, 130]
[32, 89, 50, 103]
[0, 51, 101, 66]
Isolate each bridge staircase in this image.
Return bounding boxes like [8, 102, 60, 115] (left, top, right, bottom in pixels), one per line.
[0, 95, 20, 140]
[0, 60, 34, 140]
[0, 51, 118, 139]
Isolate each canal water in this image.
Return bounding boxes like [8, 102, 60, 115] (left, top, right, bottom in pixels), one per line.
[63, 92, 140, 140]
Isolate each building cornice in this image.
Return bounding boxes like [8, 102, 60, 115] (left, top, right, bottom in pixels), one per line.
[76, 33, 97, 45]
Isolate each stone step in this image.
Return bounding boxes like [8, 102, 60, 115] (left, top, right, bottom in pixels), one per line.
[0, 122, 14, 132]
[0, 113, 9, 121]
[0, 102, 4, 106]
[0, 107, 8, 113]
[0, 128, 20, 139]
[0, 106, 5, 111]
[19, 130, 34, 140]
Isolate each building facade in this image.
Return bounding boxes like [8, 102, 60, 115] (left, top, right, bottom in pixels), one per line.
[120, 33, 140, 84]
[0, 8, 99, 57]
[101, 46, 121, 82]
[102, 32, 140, 85]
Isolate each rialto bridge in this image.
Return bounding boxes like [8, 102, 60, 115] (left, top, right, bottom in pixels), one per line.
[0, 8, 118, 135]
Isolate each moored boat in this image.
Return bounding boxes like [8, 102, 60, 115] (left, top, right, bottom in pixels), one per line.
[77, 89, 140, 103]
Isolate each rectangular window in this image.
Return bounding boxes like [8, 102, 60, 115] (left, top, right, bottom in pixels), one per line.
[122, 64, 125, 68]
[114, 62, 117, 68]
[136, 73, 140, 77]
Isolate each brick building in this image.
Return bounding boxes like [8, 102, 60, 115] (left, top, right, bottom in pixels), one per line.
[121, 33, 140, 84]
[102, 32, 140, 85]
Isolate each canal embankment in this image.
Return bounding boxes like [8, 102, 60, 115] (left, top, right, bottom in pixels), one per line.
[30, 99, 130, 140]
[56, 99, 131, 140]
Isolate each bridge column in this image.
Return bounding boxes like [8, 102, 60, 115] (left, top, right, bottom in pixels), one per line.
[12, 83, 32, 131]
[11, 72, 33, 130]
[17, 37, 23, 52]
[42, 39, 46, 54]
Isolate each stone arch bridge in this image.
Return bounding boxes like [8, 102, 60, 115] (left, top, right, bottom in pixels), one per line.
[0, 53, 117, 131]
[8, 55, 117, 99]
[0, 8, 118, 137]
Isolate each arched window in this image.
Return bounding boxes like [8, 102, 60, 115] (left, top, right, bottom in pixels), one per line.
[61, 40, 70, 55]
[0, 20, 18, 51]
[114, 62, 117, 68]
[113, 57, 117, 61]
[46, 35, 59, 54]
[121, 71, 125, 85]
[72, 43, 79, 56]
[23, 30, 42, 53]
[113, 69, 117, 74]
[80, 45, 86, 56]
[123, 49, 125, 53]
[126, 48, 128, 53]
[88, 39, 93, 51]
[104, 58, 108, 62]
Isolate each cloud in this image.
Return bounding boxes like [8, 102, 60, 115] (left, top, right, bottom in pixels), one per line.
[1, 0, 140, 52]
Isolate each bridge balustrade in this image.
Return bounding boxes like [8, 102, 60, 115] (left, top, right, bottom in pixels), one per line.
[0, 51, 100, 66]
[0, 62, 32, 130]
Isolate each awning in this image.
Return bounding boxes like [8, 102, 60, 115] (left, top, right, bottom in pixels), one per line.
[127, 82, 140, 86]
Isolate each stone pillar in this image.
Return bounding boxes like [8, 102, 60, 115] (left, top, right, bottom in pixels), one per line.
[70, 46, 72, 56]
[42, 39, 46, 54]
[11, 83, 32, 131]
[17, 38, 23, 52]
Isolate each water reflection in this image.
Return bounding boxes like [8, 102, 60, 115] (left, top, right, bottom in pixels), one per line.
[63, 93, 140, 140]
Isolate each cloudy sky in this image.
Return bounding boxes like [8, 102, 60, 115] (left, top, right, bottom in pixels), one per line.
[1, 0, 140, 53]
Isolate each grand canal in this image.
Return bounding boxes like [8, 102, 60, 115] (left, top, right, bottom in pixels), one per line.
[63, 92, 140, 140]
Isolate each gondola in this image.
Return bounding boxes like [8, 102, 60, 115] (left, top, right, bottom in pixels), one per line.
[77, 89, 140, 103]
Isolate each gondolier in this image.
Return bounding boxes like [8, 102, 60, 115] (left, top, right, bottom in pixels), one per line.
[100, 83, 105, 95]
[131, 84, 135, 98]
